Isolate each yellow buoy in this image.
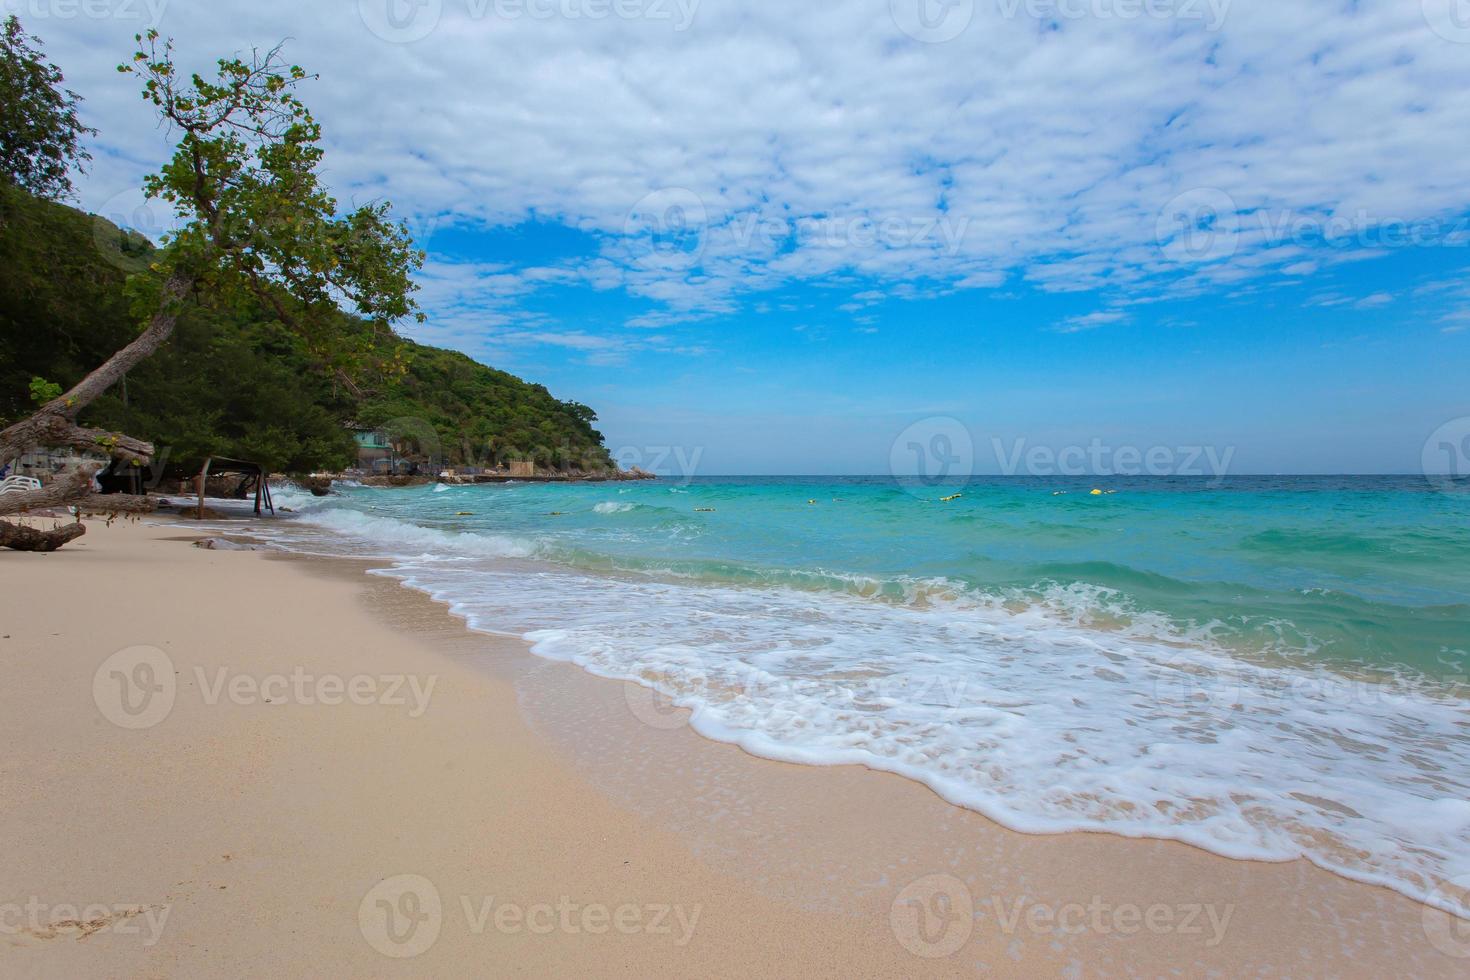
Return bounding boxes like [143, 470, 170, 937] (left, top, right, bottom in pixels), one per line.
[1090, 489, 1104, 496]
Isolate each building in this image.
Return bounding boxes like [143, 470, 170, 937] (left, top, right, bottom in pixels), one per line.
[346, 425, 392, 472]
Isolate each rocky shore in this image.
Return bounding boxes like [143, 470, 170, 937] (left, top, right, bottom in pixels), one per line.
[343, 467, 656, 490]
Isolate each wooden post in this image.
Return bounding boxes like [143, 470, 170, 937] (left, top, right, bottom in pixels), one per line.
[196, 457, 211, 520]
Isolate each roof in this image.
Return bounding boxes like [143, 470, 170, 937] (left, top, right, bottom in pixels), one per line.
[156, 457, 269, 479]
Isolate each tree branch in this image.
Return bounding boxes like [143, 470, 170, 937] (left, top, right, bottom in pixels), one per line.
[0, 414, 154, 466]
[64, 425, 155, 462]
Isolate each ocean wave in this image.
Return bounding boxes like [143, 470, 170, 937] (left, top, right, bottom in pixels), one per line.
[298, 507, 539, 560]
[496, 571, 1470, 919]
[261, 483, 1470, 918]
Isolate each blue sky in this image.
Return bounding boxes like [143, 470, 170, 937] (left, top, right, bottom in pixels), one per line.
[428, 219, 1470, 476]
[33, 0, 1470, 474]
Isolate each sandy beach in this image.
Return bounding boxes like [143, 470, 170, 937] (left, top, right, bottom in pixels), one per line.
[3, 0, 1466, 973]
[1, 517, 1464, 977]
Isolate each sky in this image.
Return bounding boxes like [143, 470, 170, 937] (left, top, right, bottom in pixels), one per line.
[19, 0, 1470, 476]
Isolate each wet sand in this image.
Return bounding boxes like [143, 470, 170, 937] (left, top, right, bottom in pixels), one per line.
[1, 518, 1463, 976]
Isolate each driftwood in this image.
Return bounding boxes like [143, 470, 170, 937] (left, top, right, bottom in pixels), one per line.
[0, 520, 87, 552]
[0, 468, 97, 517]
[0, 470, 158, 516]
[0, 471, 158, 551]
[77, 494, 159, 515]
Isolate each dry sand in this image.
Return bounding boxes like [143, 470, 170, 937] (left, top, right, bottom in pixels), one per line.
[1, 518, 1465, 977]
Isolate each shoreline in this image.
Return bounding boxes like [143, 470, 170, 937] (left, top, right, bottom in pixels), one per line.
[2, 518, 1464, 975]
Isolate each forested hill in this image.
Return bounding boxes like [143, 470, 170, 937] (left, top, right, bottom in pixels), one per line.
[0, 185, 615, 474]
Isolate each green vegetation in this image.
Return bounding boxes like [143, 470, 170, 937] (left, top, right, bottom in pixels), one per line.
[0, 15, 93, 198]
[354, 346, 611, 471]
[0, 183, 614, 473]
[0, 18, 612, 480]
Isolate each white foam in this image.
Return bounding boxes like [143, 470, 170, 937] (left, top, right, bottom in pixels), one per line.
[594, 501, 637, 514]
[264, 503, 537, 561]
[267, 497, 1470, 918]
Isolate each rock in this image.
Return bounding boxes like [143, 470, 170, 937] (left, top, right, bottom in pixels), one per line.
[302, 476, 334, 497]
[193, 537, 260, 551]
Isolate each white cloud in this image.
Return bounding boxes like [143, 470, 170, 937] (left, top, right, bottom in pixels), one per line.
[1440, 311, 1470, 334]
[36, 0, 1470, 335]
[1054, 310, 1130, 334]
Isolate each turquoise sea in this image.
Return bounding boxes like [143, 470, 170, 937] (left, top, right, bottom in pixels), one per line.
[262, 475, 1470, 915]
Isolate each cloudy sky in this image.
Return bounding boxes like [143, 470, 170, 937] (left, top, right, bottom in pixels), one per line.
[22, 0, 1470, 474]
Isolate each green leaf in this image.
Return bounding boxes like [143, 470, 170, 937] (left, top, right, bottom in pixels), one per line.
[28, 376, 62, 405]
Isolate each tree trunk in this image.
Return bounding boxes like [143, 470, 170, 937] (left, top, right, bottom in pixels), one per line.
[0, 468, 97, 518]
[0, 520, 87, 552]
[0, 269, 193, 551]
[0, 269, 193, 465]
[78, 494, 159, 515]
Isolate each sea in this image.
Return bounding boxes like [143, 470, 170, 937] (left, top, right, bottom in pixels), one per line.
[252, 474, 1470, 916]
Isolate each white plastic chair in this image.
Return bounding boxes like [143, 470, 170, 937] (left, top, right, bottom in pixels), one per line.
[0, 475, 43, 496]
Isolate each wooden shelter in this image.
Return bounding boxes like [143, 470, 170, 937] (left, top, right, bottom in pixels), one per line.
[192, 457, 275, 517]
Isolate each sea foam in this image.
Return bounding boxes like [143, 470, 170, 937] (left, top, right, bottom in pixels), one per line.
[263, 491, 1470, 918]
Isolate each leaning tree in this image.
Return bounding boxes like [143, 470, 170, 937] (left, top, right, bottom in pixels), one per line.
[0, 30, 423, 551]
